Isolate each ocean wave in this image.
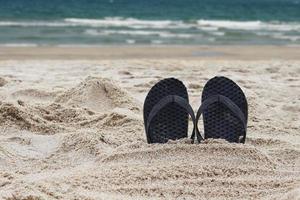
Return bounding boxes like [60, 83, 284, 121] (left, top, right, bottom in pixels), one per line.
[0, 21, 68, 27]
[271, 33, 300, 41]
[151, 40, 163, 44]
[65, 17, 184, 29]
[210, 31, 225, 36]
[0, 18, 299, 32]
[85, 29, 192, 38]
[125, 39, 136, 44]
[0, 43, 38, 47]
[197, 20, 300, 31]
[67, 18, 300, 32]
[0, 18, 189, 29]
[197, 20, 262, 30]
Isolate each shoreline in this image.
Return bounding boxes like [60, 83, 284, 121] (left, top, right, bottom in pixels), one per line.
[1, 45, 300, 60]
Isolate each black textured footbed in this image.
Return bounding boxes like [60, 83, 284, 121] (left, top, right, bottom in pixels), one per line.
[143, 78, 189, 143]
[201, 76, 248, 143]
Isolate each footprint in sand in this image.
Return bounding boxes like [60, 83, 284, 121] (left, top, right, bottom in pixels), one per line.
[118, 70, 132, 76]
[0, 77, 7, 87]
[266, 67, 280, 73]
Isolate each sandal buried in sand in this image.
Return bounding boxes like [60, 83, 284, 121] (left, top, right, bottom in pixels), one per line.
[144, 76, 248, 144]
[143, 78, 198, 144]
[195, 76, 248, 143]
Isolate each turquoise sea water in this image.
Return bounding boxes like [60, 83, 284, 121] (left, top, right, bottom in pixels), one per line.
[0, 0, 300, 46]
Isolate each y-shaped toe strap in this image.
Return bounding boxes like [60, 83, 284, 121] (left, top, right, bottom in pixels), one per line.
[146, 95, 200, 143]
[194, 94, 247, 143]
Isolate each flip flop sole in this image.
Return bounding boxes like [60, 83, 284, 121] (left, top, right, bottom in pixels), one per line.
[143, 78, 189, 143]
[202, 76, 248, 143]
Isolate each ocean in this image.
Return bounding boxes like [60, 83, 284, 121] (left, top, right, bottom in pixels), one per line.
[0, 0, 300, 46]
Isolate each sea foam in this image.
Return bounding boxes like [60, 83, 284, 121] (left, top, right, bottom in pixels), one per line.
[0, 18, 299, 32]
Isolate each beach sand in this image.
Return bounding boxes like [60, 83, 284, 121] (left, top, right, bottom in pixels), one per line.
[0, 46, 299, 199]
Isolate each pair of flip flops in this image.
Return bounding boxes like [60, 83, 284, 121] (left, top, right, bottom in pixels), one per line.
[143, 76, 248, 144]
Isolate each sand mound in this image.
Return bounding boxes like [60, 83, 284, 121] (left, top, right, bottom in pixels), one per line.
[55, 76, 140, 113]
[0, 102, 60, 134]
[37, 103, 89, 124]
[61, 110, 144, 152]
[0, 100, 99, 134]
[0, 76, 143, 135]
[0, 101, 142, 136]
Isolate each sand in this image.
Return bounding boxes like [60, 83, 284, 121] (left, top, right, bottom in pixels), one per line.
[0, 46, 299, 199]
[1, 46, 300, 60]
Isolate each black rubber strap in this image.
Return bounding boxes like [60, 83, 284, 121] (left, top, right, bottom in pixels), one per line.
[146, 95, 200, 143]
[195, 94, 247, 143]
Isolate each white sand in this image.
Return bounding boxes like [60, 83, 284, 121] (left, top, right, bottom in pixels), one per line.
[0, 58, 299, 199]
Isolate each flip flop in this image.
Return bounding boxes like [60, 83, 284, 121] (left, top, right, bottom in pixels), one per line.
[195, 76, 248, 143]
[144, 78, 198, 144]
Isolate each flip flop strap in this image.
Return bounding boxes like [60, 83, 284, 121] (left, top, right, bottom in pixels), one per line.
[146, 95, 200, 143]
[194, 94, 247, 143]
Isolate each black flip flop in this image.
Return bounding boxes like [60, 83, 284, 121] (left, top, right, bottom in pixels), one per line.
[144, 78, 198, 144]
[195, 76, 248, 143]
